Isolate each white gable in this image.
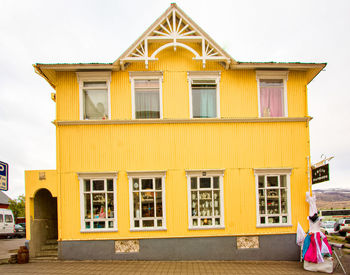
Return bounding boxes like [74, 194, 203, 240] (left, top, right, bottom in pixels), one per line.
[114, 4, 236, 70]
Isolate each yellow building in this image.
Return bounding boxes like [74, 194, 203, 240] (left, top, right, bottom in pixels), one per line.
[25, 4, 325, 260]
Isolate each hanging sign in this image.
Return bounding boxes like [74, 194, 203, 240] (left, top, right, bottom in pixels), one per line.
[312, 163, 329, 184]
[0, 161, 9, 191]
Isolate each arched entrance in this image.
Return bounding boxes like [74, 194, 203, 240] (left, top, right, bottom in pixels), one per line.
[30, 188, 58, 257]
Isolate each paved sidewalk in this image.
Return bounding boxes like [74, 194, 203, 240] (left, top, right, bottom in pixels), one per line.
[0, 239, 26, 263]
[0, 260, 347, 275]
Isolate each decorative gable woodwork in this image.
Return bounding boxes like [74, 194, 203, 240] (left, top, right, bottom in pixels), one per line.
[114, 4, 236, 70]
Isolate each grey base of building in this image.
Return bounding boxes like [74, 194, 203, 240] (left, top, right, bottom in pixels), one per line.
[59, 234, 299, 261]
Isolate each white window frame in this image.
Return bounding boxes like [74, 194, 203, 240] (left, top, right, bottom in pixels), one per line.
[254, 168, 292, 228]
[186, 169, 225, 230]
[76, 71, 112, 120]
[187, 71, 221, 119]
[256, 71, 288, 118]
[127, 171, 167, 231]
[78, 172, 118, 232]
[129, 71, 163, 119]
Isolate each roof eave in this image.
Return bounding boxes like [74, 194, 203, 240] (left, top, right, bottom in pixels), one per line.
[231, 62, 327, 84]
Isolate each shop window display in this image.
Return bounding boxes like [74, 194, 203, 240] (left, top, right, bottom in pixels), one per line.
[189, 176, 223, 228]
[130, 176, 165, 230]
[257, 174, 290, 226]
[83, 178, 116, 230]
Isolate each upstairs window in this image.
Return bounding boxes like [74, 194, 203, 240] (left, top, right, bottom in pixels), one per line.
[83, 81, 108, 119]
[130, 72, 163, 119]
[77, 72, 111, 120]
[134, 80, 160, 119]
[256, 71, 288, 118]
[188, 72, 221, 118]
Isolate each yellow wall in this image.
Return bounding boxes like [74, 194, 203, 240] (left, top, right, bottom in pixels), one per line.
[56, 121, 309, 240]
[28, 46, 311, 241]
[25, 170, 57, 239]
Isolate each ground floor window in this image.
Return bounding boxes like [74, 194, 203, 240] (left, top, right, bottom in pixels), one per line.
[127, 171, 166, 231]
[254, 168, 292, 227]
[78, 172, 118, 232]
[186, 170, 225, 229]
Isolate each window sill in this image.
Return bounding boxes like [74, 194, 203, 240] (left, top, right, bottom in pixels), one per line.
[80, 229, 118, 233]
[256, 224, 292, 228]
[130, 227, 167, 232]
[189, 226, 225, 230]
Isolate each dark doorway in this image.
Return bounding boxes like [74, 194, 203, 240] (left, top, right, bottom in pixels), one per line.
[30, 188, 58, 257]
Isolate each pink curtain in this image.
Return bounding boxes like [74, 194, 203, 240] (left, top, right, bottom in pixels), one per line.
[260, 87, 283, 117]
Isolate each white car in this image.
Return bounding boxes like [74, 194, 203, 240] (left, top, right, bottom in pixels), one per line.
[334, 218, 350, 236]
[320, 221, 336, 235]
[0, 208, 15, 238]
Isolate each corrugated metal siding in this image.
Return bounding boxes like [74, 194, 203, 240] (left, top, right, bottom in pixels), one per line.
[56, 72, 79, 120]
[55, 46, 308, 121]
[58, 121, 310, 240]
[52, 45, 311, 240]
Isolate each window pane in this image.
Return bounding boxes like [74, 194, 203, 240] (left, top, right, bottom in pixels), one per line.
[84, 81, 106, 87]
[143, 220, 154, 227]
[135, 89, 160, 119]
[134, 79, 159, 88]
[282, 216, 288, 223]
[0, 215, 3, 223]
[213, 177, 219, 189]
[192, 88, 216, 118]
[133, 178, 139, 190]
[280, 175, 286, 187]
[267, 189, 279, 214]
[93, 180, 104, 191]
[92, 193, 106, 218]
[157, 220, 162, 227]
[141, 179, 153, 190]
[191, 177, 197, 189]
[258, 176, 265, 188]
[281, 189, 287, 213]
[268, 217, 280, 224]
[141, 192, 154, 217]
[260, 217, 266, 224]
[155, 178, 162, 190]
[93, 221, 105, 228]
[133, 192, 140, 218]
[5, 215, 13, 223]
[84, 180, 90, 192]
[107, 179, 113, 191]
[215, 218, 220, 225]
[199, 178, 211, 188]
[193, 219, 198, 226]
[84, 194, 91, 219]
[107, 193, 114, 218]
[260, 80, 283, 117]
[267, 176, 278, 187]
[134, 220, 140, 228]
[156, 192, 162, 217]
[108, 221, 114, 228]
[84, 89, 108, 119]
[85, 222, 91, 229]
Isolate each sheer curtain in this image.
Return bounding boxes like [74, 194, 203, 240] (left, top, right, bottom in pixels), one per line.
[260, 80, 283, 117]
[135, 80, 160, 119]
[192, 88, 216, 118]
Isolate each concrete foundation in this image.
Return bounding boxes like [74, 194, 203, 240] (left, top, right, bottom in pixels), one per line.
[59, 234, 299, 261]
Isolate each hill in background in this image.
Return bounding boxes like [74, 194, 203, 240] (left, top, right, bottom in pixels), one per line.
[313, 188, 350, 210]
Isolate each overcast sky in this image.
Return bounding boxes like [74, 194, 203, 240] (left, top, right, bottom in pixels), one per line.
[0, 0, 349, 199]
